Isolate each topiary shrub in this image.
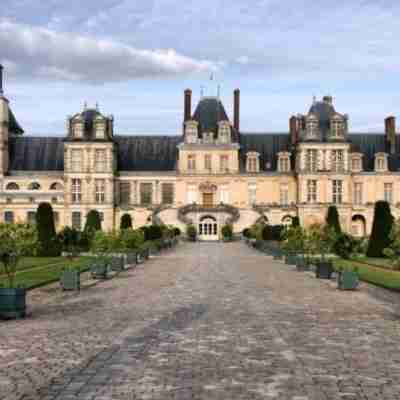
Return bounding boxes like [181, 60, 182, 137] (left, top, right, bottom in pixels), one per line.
[58, 226, 79, 254]
[221, 224, 233, 240]
[147, 225, 163, 241]
[84, 210, 102, 235]
[333, 233, 356, 260]
[186, 224, 197, 241]
[367, 201, 394, 257]
[292, 216, 300, 227]
[36, 202, 60, 256]
[262, 225, 285, 241]
[120, 229, 144, 250]
[120, 214, 133, 230]
[173, 227, 181, 237]
[242, 228, 252, 238]
[326, 205, 342, 235]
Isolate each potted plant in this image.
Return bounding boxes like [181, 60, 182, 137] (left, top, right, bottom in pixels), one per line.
[60, 245, 81, 291]
[337, 265, 359, 290]
[0, 223, 37, 319]
[90, 255, 110, 279]
[221, 224, 233, 242]
[311, 225, 336, 279]
[281, 226, 304, 266]
[186, 224, 197, 242]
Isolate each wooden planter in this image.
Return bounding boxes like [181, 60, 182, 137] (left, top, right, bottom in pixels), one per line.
[60, 269, 80, 291]
[315, 261, 334, 279]
[337, 271, 359, 290]
[0, 288, 26, 319]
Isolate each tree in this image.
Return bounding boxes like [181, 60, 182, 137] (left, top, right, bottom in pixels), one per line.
[120, 214, 133, 230]
[84, 210, 102, 235]
[292, 216, 300, 227]
[326, 206, 341, 235]
[36, 202, 60, 256]
[367, 201, 394, 257]
[221, 224, 233, 240]
[186, 224, 197, 241]
[384, 218, 400, 270]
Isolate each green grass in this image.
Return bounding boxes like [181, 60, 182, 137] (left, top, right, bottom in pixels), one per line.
[0, 257, 95, 290]
[334, 259, 400, 291]
[0, 257, 65, 275]
[351, 256, 393, 269]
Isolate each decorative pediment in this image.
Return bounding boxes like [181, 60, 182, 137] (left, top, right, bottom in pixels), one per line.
[199, 182, 218, 193]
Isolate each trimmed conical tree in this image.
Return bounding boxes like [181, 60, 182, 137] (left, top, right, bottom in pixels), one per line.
[120, 214, 133, 230]
[326, 205, 342, 235]
[367, 201, 394, 257]
[292, 216, 300, 227]
[36, 202, 60, 256]
[84, 210, 102, 235]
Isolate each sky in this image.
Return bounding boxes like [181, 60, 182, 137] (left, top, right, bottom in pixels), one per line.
[1, 0, 400, 135]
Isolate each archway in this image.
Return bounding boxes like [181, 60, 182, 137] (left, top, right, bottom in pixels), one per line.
[351, 214, 366, 237]
[198, 215, 218, 241]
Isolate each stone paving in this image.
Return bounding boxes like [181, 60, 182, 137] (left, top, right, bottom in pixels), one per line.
[2, 243, 400, 399]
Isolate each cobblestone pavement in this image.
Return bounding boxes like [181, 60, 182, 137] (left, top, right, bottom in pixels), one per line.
[2, 243, 400, 400]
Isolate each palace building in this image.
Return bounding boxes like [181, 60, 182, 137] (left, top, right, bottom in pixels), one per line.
[0, 64, 399, 240]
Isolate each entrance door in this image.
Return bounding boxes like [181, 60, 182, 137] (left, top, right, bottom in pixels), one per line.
[203, 193, 214, 207]
[198, 216, 218, 241]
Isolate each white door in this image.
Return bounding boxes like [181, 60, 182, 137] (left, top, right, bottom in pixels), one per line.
[198, 217, 219, 241]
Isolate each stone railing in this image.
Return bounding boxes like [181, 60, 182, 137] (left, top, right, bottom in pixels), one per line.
[178, 203, 240, 225]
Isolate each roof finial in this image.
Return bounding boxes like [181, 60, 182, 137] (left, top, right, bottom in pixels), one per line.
[96, 102, 99, 111]
[83, 101, 87, 111]
[200, 85, 205, 98]
[312, 95, 316, 105]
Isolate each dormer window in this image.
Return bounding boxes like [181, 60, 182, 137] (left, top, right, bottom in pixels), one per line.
[306, 115, 318, 139]
[218, 121, 231, 144]
[351, 153, 363, 172]
[330, 115, 344, 139]
[95, 118, 106, 139]
[246, 152, 260, 173]
[185, 121, 198, 144]
[375, 153, 388, 172]
[278, 152, 291, 173]
[203, 132, 214, 144]
[73, 121, 84, 138]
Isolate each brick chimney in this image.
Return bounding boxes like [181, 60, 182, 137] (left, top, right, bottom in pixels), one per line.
[184, 89, 192, 121]
[385, 116, 396, 154]
[234, 89, 240, 132]
[289, 115, 299, 145]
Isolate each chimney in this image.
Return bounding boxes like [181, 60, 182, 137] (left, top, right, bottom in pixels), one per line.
[234, 89, 240, 132]
[323, 95, 333, 105]
[184, 89, 192, 121]
[385, 116, 396, 154]
[289, 116, 299, 145]
[0, 64, 3, 96]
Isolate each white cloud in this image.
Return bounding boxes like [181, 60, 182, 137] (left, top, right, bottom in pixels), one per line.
[0, 19, 217, 83]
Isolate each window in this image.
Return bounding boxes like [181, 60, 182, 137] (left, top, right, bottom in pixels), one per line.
[187, 155, 196, 172]
[332, 180, 343, 204]
[71, 179, 82, 204]
[4, 211, 14, 223]
[331, 150, 345, 172]
[204, 154, 212, 171]
[50, 182, 63, 191]
[351, 157, 362, 171]
[185, 123, 197, 144]
[220, 155, 229, 172]
[280, 184, 289, 206]
[27, 211, 36, 225]
[28, 182, 41, 190]
[307, 119, 318, 139]
[119, 182, 131, 205]
[248, 183, 257, 205]
[6, 182, 19, 190]
[384, 183, 393, 204]
[71, 149, 82, 172]
[95, 123, 106, 139]
[95, 179, 106, 204]
[219, 185, 229, 204]
[203, 132, 214, 144]
[331, 119, 343, 138]
[305, 149, 318, 172]
[218, 123, 230, 143]
[376, 157, 386, 171]
[187, 185, 197, 204]
[279, 157, 290, 173]
[72, 212, 81, 230]
[97, 211, 104, 221]
[74, 122, 83, 138]
[94, 149, 107, 172]
[307, 180, 317, 203]
[161, 183, 174, 205]
[353, 183, 363, 205]
[51, 197, 58, 204]
[247, 155, 258, 173]
[140, 183, 153, 205]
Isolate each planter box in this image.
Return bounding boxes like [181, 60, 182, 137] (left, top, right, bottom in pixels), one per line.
[60, 269, 80, 291]
[90, 262, 109, 279]
[0, 288, 26, 319]
[126, 252, 137, 266]
[337, 271, 359, 290]
[296, 258, 310, 272]
[285, 254, 298, 265]
[315, 261, 334, 279]
[111, 257, 124, 272]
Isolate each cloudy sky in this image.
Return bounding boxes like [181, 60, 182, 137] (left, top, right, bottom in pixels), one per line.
[1, 0, 399, 135]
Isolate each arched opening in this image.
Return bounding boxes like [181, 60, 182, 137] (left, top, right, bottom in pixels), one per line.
[6, 182, 19, 190]
[351, 214, 366, 237]
[50, 182, 63, 191]
[28, 182, 41, 190]
[282, 215, 293, 227]
[198, 215, 218, 241]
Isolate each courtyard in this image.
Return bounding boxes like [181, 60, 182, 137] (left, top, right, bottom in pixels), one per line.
[1, 242, 400, 400]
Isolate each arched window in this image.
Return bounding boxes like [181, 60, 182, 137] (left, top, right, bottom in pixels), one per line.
[282, 215, 293, 227]
[6, 182, 19, 190]
[28, 182, 41, 190]
[50, 182, 63, 190]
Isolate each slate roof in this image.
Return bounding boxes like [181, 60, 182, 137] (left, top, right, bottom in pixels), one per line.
[8, 108, 24, 135]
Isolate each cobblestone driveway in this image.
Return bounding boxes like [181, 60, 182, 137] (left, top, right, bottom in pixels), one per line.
[2, 242, 400, 400]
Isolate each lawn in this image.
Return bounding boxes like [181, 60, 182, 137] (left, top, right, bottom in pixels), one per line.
[351, 256, 394, 269]
[0, 257, 65, 275]
[0, 257, 95, 290]
[334, 258, 400, 291]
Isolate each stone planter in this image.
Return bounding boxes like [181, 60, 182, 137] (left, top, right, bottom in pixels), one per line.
[125, 252, 137, 266]
[90, 262, 109, 279]
[315, 261, 334, 279]
[110, 257, 124, 272]
[285, 253, 297, 265]
[337, 270, 359, 290]
[60, 269, 80, 291]
[296, 258, 310, 272]
[0, 288, 26, 319]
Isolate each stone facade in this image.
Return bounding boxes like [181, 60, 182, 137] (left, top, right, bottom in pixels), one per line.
[0, 65, 399, 240]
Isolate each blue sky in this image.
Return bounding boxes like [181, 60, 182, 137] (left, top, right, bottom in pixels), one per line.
[1, 0, 399, 135]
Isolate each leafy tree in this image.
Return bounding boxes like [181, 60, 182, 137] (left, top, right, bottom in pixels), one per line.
[242, 228, 252, 238]
[326, 206, 341, 235]
[333, 233, 357, 260]
[173, 227, 181, 237]
[57, 226, 80, 254]
[262, 225, 285, 241]
[383, 218, 400, 270]
[120, 229, 145, 250]
[186, 224, 197, 241]
[367, 201, 393, 257]
[36, 202, 60, 256]
[84, 210, 102, 236]
[282, 226, 305, 254]
[120, 214, 133, 230]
